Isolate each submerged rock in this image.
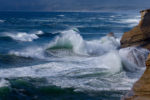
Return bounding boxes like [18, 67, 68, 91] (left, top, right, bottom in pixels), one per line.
[107, 32, 115, 37]
[121, 9, 150, 50]
[122, 54, 150, 100]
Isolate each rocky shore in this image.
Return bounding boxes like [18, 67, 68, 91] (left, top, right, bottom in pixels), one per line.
[121, 9, 150, 100]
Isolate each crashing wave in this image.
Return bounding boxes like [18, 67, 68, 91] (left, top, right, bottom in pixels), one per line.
[0, 52, 123, 78]
[7, 28, 148, 71]
[0, 79, 9, 87]
[47, 28, 87, 55]
[6, 28, 149, 73]
[3, 30, 43, 42]
[92, 51, 122, 74]
[46, 28, 120, 56]
[0, 30, 148, 92]
[0, 50, 140, 91]
[9, 46, 45, 59]
[119, 47, 149, 71]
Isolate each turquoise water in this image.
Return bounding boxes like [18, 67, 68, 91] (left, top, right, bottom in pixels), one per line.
[0, 12, 148, 100]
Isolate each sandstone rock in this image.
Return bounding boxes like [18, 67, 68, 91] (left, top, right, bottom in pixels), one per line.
[121, 9, 150, 50]
[122, 54, 150, 100]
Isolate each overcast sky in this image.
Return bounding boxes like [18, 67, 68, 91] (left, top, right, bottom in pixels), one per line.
[0, 0, 150, 12]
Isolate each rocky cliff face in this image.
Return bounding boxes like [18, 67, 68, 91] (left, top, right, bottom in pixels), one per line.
[121, 9, 150, 100]
[121, 9, 150, 50]
[122, 54, 150, 100]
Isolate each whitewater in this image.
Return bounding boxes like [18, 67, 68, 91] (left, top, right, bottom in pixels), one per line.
[0, 11, 148, 100]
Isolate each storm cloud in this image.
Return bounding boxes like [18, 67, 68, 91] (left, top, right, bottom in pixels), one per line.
[0, 0, 150, 11]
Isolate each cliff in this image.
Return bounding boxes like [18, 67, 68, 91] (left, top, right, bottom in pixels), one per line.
[121, 9, 150, 100]
[120, 9, 150, 50]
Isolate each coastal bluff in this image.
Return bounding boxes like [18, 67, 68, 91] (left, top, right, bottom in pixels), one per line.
[121, 9, 150, 100]
[121, 9, 150, 50]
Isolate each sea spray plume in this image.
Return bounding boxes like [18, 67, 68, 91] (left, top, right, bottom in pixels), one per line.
[119, 47, 149, 72]
[122, 54, 150, 100]
[98, 51, 122, 74]
[86, 35, 120, 55]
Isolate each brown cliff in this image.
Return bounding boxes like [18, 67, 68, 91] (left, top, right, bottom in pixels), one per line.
[121, 9, 150, 100]
[121, 9, 150, 50]
[122, 54, 150, 100]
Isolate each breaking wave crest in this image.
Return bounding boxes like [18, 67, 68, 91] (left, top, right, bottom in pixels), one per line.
[46, 28, 120, 56]
[0, 28, 149, 92]
[2, 31, 43, 42]
[8, 28, 148, 71]
[9, 46, 46, 59]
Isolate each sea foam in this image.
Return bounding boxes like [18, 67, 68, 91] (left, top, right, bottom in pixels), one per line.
[119, 47, 149, 71]
[1, 31, 148, 92]
[4, 30, 43, 42]
[0, 20, 5, 23]
[47, 28, 120, 56]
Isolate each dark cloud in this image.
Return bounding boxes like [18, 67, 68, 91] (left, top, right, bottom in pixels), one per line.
[0, 0, 150, 11]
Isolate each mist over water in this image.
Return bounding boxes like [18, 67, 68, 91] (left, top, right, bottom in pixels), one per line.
[0, 12, 148, 100]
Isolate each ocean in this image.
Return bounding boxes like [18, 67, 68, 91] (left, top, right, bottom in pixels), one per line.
[0, 11, 148, 100]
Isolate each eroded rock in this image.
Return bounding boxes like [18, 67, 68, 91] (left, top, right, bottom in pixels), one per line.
[121, 9, 150, 50]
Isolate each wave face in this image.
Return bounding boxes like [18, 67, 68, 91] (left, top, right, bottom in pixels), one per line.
[46, 28, 120, 56]
[47, 29, 86, 55]
[0, 11, 146, 100]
